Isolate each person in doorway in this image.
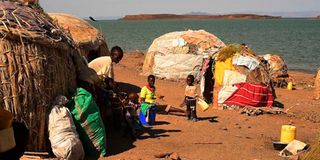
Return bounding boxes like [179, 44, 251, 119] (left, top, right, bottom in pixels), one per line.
[88, 46, 123, 81]
[88, 46, 123, 130]
[180, 75, 198, 122]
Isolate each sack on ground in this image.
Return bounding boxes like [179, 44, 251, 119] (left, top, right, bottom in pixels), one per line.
[67, 88, 107, 157]
[48, 96, 84, 160]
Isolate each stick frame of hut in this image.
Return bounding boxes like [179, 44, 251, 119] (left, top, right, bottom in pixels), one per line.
[0, 1, 82, 151]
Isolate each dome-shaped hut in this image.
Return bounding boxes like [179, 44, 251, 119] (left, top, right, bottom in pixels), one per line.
[143, 30, 226, 80]
[260, 54, 289, 87]
[0, 1, 96, 151]
[49, 13, 110, 62]
[213, 44, 275, 109]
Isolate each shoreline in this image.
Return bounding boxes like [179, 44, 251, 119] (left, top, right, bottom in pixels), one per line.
[289, 69, 317, 74]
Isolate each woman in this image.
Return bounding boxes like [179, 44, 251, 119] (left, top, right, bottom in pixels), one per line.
[139, 75, 157, 126]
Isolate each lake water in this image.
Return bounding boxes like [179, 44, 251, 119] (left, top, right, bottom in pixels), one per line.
[90, 19, 320, 73]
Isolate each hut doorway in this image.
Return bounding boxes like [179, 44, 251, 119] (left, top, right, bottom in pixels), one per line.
[202, 59, 214, 103]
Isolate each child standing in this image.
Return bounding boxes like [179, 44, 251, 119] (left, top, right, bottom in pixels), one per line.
[180, 75, 198, 121]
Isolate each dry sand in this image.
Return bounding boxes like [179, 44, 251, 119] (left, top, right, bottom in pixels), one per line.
[104, 52, 320, 160]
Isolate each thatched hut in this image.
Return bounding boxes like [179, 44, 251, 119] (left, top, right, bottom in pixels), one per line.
[0, 1, 96, 151]
[48, 13, 110, 62]
[302, 137, 320, 160]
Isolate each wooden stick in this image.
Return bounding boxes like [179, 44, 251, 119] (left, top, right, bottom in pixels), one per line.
[165, 105, 186, 113]
[24, 151, 49, 156]
[194, 142, 223, 145]
[22, 155, 42, 159]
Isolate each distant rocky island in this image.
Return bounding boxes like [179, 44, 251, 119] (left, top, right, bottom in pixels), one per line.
[121, 14, 281, 20]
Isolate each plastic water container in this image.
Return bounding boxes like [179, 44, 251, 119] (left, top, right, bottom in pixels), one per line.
[287, 82, 293, 90]
[197, 98, 209, 111]
[139, 107, 157, 126]
[280, 125, 296, 143]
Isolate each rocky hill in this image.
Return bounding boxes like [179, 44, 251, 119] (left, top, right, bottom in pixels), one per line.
[121, 14, 281, 20]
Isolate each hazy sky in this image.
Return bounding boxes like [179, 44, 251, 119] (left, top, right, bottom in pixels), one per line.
[40, 0, 320, 18]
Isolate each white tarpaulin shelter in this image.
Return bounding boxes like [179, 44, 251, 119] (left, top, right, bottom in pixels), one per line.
[153, 54, 203, 79]
[142, 29, 226, 80]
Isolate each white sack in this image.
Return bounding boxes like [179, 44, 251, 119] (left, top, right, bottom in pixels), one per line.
[48, 96, 84, 160]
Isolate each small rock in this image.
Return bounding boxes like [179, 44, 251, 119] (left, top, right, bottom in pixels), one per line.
[248, 126, 251, 129]
[169, 152, 180, 160]
[289, 120, 294, 125]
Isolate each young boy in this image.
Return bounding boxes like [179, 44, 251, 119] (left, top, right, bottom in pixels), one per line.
[180, 75, 198, 121]
[123, 93, 141, 138]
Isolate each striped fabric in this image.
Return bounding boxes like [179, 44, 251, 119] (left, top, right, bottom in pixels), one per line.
[224, 83, 274, 107]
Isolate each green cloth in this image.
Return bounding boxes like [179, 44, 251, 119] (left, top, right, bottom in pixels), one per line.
[141, 103, 157, 116]
[140, 103, 150, 116]
[67, 88, 107, 158]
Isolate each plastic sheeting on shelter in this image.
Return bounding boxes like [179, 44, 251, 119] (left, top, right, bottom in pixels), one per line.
[213, 44, 275, 108]
[153, 54, 203, 79]
[260, 54, 288, 79]
[218, 70, 247, 103]
[143, 30, 226, 80]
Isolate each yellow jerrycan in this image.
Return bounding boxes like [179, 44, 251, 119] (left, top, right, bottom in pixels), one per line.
[287, 82, 293, 90]
[280, 125, 296, 143]
[197, 98, 209, 111]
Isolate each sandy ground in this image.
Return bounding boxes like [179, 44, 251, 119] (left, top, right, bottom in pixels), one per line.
[20, 52, 319, 160]
[103, 52, 320, 160]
